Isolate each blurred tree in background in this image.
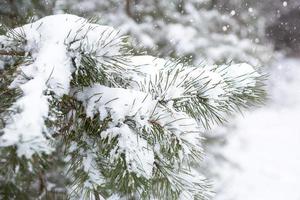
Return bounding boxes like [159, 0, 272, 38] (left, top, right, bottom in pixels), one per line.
[0, 0, 56, 27]
[54, 0, 272, 66]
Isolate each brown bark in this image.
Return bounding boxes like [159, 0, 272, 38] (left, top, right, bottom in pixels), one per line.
[0, 50, 25, 56]
[125, 0, 132, 17]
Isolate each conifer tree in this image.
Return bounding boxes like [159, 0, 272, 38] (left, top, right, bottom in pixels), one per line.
[55, 0, 272, 66]
[0, 14, 265, 199]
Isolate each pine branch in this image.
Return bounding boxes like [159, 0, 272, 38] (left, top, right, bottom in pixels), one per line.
[0, 14, 265, 200]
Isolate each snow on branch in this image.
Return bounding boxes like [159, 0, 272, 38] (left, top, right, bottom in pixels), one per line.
[124, 56, 264, 128]
[0, 14, 125, 157]
[0, 14, 264, 199]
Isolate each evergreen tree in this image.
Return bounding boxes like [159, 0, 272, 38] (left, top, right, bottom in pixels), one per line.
[55, 0, 272, 66]
[0, 14, 265, 199]
[0, 0, 56, 27]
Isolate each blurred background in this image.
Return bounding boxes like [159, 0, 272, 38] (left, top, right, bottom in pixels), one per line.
[1, 0, 300, 199]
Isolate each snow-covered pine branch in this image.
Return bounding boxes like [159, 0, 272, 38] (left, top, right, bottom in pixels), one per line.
[0, 14, 265, 199]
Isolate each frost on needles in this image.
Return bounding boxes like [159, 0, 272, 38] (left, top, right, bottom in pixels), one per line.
[0, 14, 265, 199]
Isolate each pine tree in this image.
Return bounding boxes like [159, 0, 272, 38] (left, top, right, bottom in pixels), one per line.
[0, 14, 265, 199]
[0, 0, 55, 27]
[55, 0, 272, 66]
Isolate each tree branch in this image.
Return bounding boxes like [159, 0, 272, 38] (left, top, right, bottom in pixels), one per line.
[0, 50, 25, 56]
[125, 0, 132, 17]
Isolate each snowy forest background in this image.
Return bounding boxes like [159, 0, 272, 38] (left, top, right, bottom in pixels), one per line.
[0, 0, 300, 199]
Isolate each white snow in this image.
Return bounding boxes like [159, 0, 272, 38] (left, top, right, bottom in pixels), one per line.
[225, 63, 260, 87]
[82, 148, 105, 187]
[77, 84, 157, 178]
[283, 1, 288, 7]
[109, 125, 155, 179]
[126, 56, 259, 106]
[0, 76, 52, 157]
[167, 24, 198, 54]
[214, 58, 300, 200]
[76, 84, 157, 123]
[0, 14, 122, 157]
[222, 26, 228, 32]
